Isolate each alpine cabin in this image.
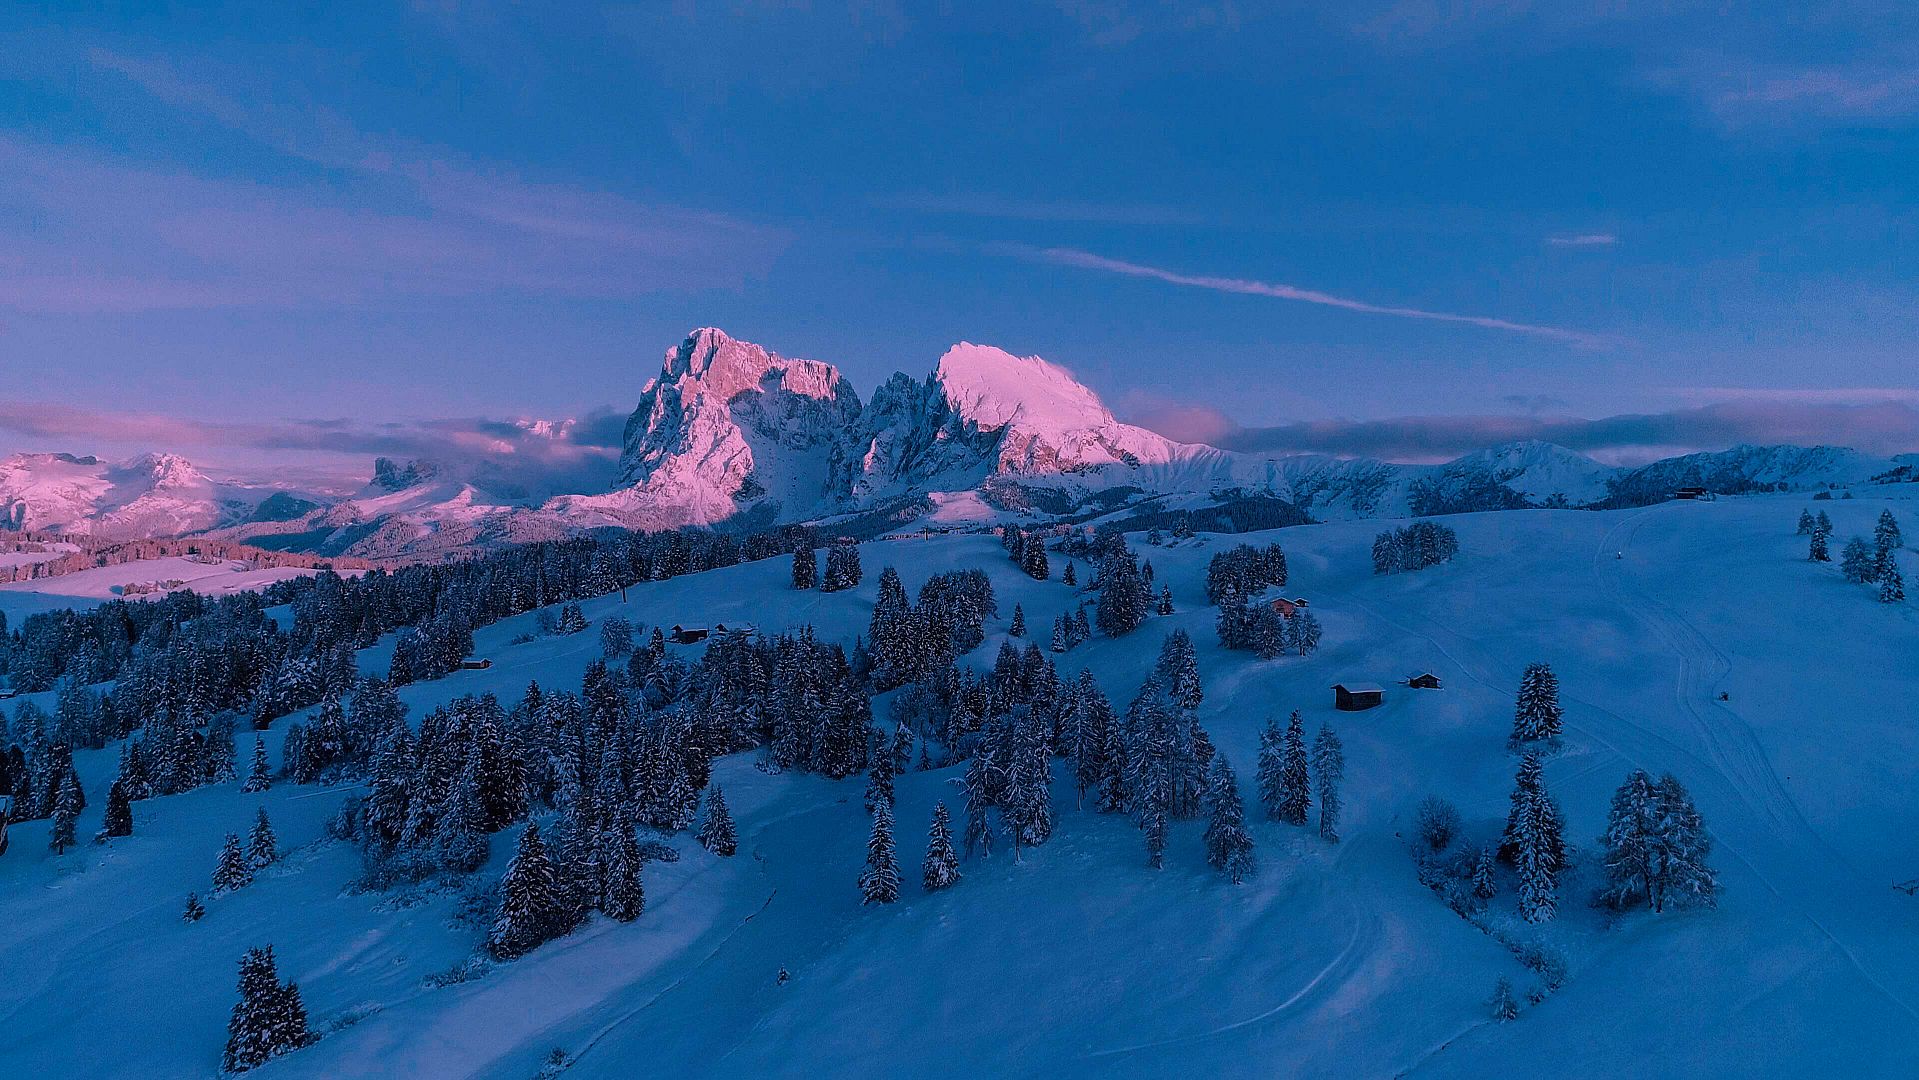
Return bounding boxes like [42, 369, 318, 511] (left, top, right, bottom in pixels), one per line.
[1333, 683, 1384, 711]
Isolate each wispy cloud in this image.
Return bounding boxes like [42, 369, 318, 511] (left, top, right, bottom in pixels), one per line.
[1546, 233, 1618, 247]
[1194, 399, 1919, 462]
[0, 52, 787, 316]
[1015, 246, 1611, 348]
[876, 192, 1206, 226]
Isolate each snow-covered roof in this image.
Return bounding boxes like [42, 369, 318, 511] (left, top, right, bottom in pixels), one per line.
[1334, 683, 1385, 695]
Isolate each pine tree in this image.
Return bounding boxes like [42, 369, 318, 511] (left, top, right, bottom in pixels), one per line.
[1841, 536, 1876, 583]
[1511, 662, 1563, 743]
[1489, 977, 1519, 1021]
[1599, 769, 1661, 910]
[1050, 617, 1068, 653]
[49, 769, 79, 853]
[1009, 604, 1026, 638]
[214, 832, 254, 893]
[1652, 773, 1718, 911]
[697, 787, 738, 856]
[1880, 561, 1905, 603]
[1276, 711, 1311, 826]
[490, 823, 563, 959]
[1311, 724, 1344, 843]
[242, 736, 272, 793]
[222, 945, 309, 1072]
[1874, 508, 1902, 553]
[1809, 518, 1832, 561]
[922, 801, 961, 892]
[1022, 536, 1050, 580]
[100, 778, 133, 839]
[599, 824, 646, 922]
[1796, 509, 1815, 535]
[247, 807, 279, 869]
[183, 892, 206, 923]
[1256, 715, 1286, 821]
[1063, 561, 1077, 586]
[792, 542, 818, 590]
[863, 754, 896, 815]
[860, 802, 901, 904]
[1501, 754, 1562, 923]
[1158, 585, 1173, 616]
[1471, 846, 1497, 900]
[1202, 755, 1256, 883]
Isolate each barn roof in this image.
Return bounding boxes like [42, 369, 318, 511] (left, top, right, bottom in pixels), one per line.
[1334, 682, 1384, 694]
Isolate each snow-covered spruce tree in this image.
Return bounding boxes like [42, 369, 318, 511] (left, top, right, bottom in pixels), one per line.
[1158, 585, 1174, 616]
[101, 778, 134, 839]
[1203, 755, 1256, 884]
[698, 787, 738, 856]
[1002, 708, 1054, 855]
[1796, 509, 1815, 535]
[1095, 548, 1150, 638]
[1652, 773, 1718, 911]
[489, 822, 564, 960]
[1062, 561, 1077, 586]
[1009, 604, 1026, 638]
[247, 807, 279, 869]
[1880, 560, 1906, 603]
[599, 824, 645, 922]
[1256, 715, 1286, 821]
[1290, 609, 1323, 656]
[1050, 617, 1068, 653]
[214, 832, 254, 893]
[242, 736, 272, 794]
[1471, 846, 1497, 901]
[1511, 662, 1564, 743]
[860, 801, 901, 905]
[1841, 536, 1876, 583]
[961, 748, 1001, 859]
[1808, 526, 1830, 562]
[49, 770, 79, 853]
[222, 945, 310, 1073]
[1598, 769, 1661, 910]
[863, 753, 897, 815]
[791, 541, 818, 590]
[1875, 508, 1903, 555]
[183, 893, 206, 923]
[1501, 754, 1563, 923]
[822, 539, 863, 592]
[1489, 977, 1519, 1022]
[555, 602, 588, 636]
[923, 802, 961, 892]
[1022, 535, 1050, 580]
[1311, 724, 1344, 843]
[1277, 711, 1312, 826]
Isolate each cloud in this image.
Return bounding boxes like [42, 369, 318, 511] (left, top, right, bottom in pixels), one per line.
[1115, 391, 1242, 445]
[1213, 399, 1919, 461]
[1545, 233, 1618, 247]
[0, 53, 787, 316]
[875, 192, 1206, 226]
[0, 402, 631, 496]
[1012, 246, 1612, 348]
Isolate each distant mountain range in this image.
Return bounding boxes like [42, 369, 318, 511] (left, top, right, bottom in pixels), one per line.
[5, 328, 1912, 561]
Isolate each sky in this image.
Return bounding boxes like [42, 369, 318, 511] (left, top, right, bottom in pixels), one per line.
[3, 0, 1919, 485]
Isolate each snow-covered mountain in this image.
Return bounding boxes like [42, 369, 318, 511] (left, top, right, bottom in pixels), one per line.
[0, 452, 314, 538]
[10, 329, 1908, 559]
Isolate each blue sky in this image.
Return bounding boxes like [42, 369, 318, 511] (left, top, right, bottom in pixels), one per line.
[3, 1, 1918, 480]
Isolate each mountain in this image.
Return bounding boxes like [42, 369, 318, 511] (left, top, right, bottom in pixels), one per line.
[0, 452, 310, 538]
[9, 329, 1909, 559]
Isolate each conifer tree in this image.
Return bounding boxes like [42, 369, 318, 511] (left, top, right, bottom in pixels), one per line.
[1511, 662, 1563, 743]
[1073, 606, 1091, 643]
[1003, 710, 1054, 854]
[1489, 977, 1519, 1022]
[922, 801, 961, 892]
[1022, 536, 1050, 580]
[1598, 769, 1661, 910]
[1875, 508, 1902, 554]
[1158, 585, 1174, 616]
[49, 770, 79, 853]
[101, 778, 134, 839]
[697, 787, 738, 856]
[1202, 755, 1256, 883]
[860, 802, 901, 904]
[1009, 605, 1026, 638]
[1276, 711, 1312, 825]
[247, 807, 279, 869]
[222, 945, 310, 1072]
[1050, 617, 1068, 653]
[792, 541, 818, 590]
[490, 823, 563, 959]
[1809, 516, 1832, 561]
[1501, 754, 1562, 922]
[863, 753, 896, 815]
[1796, 509, 1815, 535]
[1311, 724, 1344, 842]
[1256, 715, 1286, 821]
[214, 832, 254, 893]
[183, 892, 206, 923]
[599, 824, 645, 922]
[1880, 561, 1906, 603]
[1841, 536, 1875, 583]
[1471, 846, 1497, 901]
[1652, 772, 1718, 911]
[242, 736, 272, 794]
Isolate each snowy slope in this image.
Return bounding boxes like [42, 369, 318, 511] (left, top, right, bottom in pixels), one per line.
[3, 489, 1917, 1077]
[0, 556, 353, 624]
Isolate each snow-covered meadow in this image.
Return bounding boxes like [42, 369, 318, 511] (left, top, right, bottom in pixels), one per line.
[2, 489, 1915, 1078]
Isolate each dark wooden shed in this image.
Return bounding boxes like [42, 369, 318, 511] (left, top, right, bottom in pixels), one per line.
[1408, 672, 1442, 690]
[1333, 683, 1384, 711]
[669, 625, 709, 645]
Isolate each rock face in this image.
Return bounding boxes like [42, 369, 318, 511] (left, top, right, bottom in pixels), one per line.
[0, 451, 287, 538]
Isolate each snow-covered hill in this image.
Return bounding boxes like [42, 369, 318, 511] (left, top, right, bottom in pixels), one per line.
[0, 452, 314, 539]
[4, 490, 1917, 1077]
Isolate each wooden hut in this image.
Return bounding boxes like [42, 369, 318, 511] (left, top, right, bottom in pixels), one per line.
[1333, 683, 1384, 711]
[1408, 672, 1442, 690]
